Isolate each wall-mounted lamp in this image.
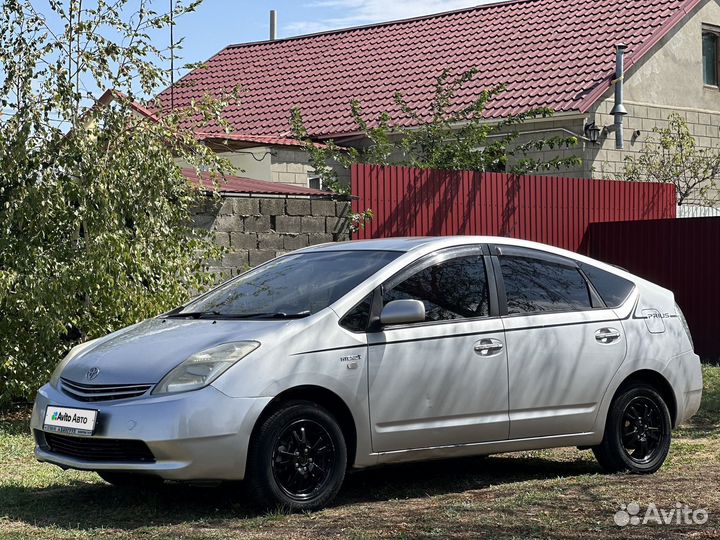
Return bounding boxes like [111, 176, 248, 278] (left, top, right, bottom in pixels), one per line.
[584, 122, 602, 144]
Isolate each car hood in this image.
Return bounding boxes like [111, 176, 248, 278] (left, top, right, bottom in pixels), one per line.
[61, 318, 290, 385]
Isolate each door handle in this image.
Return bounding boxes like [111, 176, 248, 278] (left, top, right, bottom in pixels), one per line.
[595, 328, 621, 344]
[474, 338, 504, 356]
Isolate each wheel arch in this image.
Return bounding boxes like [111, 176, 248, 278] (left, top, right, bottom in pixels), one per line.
[249, 385, 358, 467]
[613, 369, 678, 427]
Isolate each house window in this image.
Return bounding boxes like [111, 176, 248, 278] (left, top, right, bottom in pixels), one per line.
[703, 29, 719, 86]
[308, 172, 322, 190]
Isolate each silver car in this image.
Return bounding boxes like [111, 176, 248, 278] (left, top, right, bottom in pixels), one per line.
[31, 237, 702, 510]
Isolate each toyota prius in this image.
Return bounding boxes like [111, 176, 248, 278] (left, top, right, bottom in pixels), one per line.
[31, 237, 702, 510]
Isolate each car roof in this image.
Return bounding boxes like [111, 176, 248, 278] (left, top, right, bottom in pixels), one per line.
[300, 236, 566, 254]
[300, 237, 443, 252]
[295, 236, 670, 299]
[300, 235, 627, 274]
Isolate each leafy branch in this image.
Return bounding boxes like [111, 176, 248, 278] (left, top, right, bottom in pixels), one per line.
[0, 0, 236, 405]
[624, 113, 720, 206]
[291, 67, 581, 186]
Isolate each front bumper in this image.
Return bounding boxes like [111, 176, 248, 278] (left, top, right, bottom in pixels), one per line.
[31, 383, 272, 480]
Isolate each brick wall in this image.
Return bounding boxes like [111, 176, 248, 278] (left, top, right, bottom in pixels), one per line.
[587, 98, 720, 186]
[271, 147, 352, 188]
[193, 195, 352, 277]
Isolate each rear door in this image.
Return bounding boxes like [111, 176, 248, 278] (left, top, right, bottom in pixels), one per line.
[492, 245, 627, 439]
[367, 246, 510, 452]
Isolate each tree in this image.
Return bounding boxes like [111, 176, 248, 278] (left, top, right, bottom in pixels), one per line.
[0, 0, 233, 405]
[290, 67, 582, 192]
[624, 113, 720, 206]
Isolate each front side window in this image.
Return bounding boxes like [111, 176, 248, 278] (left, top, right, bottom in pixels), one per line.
[500, 256, 592, 315]
[384, 254, 489, 322]
[340, 293, 373, 332]
[703, 30, 718, 86]
[174, 250, 400, 319]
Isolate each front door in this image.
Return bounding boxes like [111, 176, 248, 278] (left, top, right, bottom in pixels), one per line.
[367, 248, 509, 453]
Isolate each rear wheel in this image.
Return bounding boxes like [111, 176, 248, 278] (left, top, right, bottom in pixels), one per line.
[593, 383, 672, 474]
[245, 400, 347, 511]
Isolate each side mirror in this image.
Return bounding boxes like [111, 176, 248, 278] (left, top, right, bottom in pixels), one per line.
[379, 299, 426, 325]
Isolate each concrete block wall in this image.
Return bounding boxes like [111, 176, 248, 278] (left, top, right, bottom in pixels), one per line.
[271, 148, 313, 185]
[501, 101, 720, 192]
[193, 195, 352, 277]
[271, 147, 351, 189]
[587, 98, 720, 184]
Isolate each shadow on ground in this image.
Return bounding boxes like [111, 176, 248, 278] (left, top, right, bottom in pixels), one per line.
[0, 451, 600, 533]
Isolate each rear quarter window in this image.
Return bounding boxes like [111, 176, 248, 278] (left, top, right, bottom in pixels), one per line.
[580, 263, 635, 308]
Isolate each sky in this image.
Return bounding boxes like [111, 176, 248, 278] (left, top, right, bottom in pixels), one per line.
[172, 0, 492, 67]
[2, 0, 492, 122]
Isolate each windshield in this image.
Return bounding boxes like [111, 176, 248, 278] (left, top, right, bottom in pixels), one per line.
[172, 250, 401, 319]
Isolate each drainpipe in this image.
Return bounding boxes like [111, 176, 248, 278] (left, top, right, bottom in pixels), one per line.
[269, 10, 277, 41]
[610, 43, 628, 150]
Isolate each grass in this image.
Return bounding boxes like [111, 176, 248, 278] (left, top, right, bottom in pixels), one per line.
[1, 366, 719, 539]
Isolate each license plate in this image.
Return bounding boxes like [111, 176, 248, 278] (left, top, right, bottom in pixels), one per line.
[43, 406, 97, 436]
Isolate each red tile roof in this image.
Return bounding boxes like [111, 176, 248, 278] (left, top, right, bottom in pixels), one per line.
[157, 0, 700, 138]
[182, 168, 336, 197]
[97, 89, 160, 122]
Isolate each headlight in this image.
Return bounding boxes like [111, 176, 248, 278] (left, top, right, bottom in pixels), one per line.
[153, 341, 260, 395]
[50, 339, 100, 387]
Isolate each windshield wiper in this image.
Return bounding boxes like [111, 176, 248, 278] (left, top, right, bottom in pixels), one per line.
[165, 310, 222, 319]
[166, 311, 311, 320]
[220, 311, 312, 320]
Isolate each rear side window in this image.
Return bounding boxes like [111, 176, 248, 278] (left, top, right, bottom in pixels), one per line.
[500, 256, 592, 315]
[384, 255, 489, 322]
[580, 263, 635, 308]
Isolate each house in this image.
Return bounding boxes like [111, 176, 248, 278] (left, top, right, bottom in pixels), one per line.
[152, 0, 720, 207]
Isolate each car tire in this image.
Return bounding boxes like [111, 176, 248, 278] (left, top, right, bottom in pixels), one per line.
[245, 400, 347, 511]
[97, 471, 163, 488]
[592, 383, 672, 474]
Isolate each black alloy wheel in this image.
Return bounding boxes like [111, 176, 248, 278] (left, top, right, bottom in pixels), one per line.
[619, 396, 667, 464]
[245, 400, 347, 511]
[271, 419, 336, 501]
[592, 383, 672, 474]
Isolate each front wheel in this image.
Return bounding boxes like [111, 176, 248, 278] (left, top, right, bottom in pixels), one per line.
[245, 400, 347, 511]
[593, 383, 672, 474]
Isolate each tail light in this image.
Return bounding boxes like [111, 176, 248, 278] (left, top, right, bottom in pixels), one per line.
[675, 302, 694, 350]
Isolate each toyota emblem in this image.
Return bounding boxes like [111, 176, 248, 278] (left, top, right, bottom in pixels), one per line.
[86, 367, 100, 381]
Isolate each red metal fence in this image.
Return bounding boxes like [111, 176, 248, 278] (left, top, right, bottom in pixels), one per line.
[587, 217, 720, 361]
[351, 164, 676, 252]
[351, 164, 716, 359]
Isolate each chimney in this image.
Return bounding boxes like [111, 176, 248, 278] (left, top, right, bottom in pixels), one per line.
[610, 43, 628, 150]
[270, 10, 277, 41]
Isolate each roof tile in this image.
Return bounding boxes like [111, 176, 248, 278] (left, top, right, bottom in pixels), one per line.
[183, 169, 335, 197]
[157, 0, 699, 137]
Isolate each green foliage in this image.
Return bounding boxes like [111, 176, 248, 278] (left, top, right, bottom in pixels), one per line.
[289, 109, 350, 195]
[290, 67, 581, 189]
[624, 113, 720, 206]
[0, 0, 232, 405]
[289, 111, 373, 233]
